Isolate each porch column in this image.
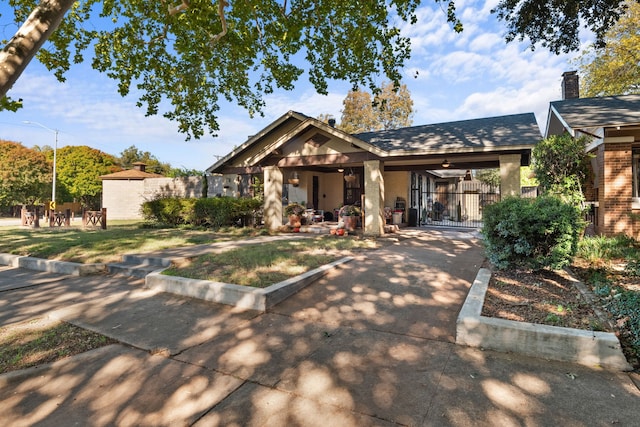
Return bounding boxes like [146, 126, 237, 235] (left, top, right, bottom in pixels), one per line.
[263, 166, 283, 231]
[499, 154, 521, 197]
[363, 160, 385, 236]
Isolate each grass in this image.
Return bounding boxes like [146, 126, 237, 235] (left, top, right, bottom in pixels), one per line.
[163, 236, 379, 287]
[0, 223, 380, 372]
[0, 221, 270, 263]
[0, 318, 116, 374]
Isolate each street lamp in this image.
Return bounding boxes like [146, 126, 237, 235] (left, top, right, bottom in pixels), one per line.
[23, 121, 58, 209]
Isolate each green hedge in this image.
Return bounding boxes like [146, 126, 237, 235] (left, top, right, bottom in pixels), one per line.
[142, 197, 262, 228]
[482, 196, 583, 270]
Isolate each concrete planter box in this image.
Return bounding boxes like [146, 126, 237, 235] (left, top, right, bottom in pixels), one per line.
[456, 268, 632, 371]
[0, 254, 105, 276]
[146, 256, 353, 311]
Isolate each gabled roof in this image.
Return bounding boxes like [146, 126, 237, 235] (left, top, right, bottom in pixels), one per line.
[356, 113, 540, 154]
[546, 94, 640, 137]
[206, 110, 386, 173]
[207, 111, 539, 174]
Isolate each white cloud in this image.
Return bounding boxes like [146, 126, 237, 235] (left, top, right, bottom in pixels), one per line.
[469, 32, 502, 51]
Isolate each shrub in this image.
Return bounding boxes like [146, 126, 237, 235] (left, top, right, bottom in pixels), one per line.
[141, 197, 195, 226]
[142, 196, 262, 229]
[482, 196, 583, 270]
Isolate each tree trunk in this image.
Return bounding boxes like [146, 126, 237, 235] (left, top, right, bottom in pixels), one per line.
[0, 0, 74, 98]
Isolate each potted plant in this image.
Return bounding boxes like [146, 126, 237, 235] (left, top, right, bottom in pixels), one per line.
[284, 202, 305, 228]
[339, 205, 361, 231]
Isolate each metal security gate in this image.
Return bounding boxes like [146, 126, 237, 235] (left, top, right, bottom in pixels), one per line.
[418, 190, 500, 228]
[409, 172, 501, 229]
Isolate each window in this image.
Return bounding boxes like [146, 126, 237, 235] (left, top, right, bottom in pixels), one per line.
[633, 149, 640, 209]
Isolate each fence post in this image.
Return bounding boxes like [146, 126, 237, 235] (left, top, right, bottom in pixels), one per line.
[65, 209, 71, 226]
[82, 209, 87, 227]
[34, 206, 40, 228]
[101, 208, 107, 230]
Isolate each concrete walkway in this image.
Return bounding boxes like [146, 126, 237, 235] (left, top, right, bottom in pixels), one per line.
[0, 229, 638, 426]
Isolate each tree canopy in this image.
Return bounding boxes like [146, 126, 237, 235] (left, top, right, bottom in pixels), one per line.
[119, 145, 171, 175]
[576, 1, 640, 97]
[1, 0, 635, 139]
[0, 140, 51, 209]
[55, 145, 121, 208]
[339, 82, 414, 133]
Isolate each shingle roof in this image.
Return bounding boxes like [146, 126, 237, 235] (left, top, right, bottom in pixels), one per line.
[355, 113, 540, 153]
[550, 94, 640, 129]
[100, 169, 163, 180]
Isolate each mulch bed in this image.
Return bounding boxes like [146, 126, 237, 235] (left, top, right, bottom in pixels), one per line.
[481, 261, 609, 332]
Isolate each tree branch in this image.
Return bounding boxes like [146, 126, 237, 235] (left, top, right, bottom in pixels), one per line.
[209, 0, 229, 46]
[168, 0, 190, 16]
[0, 0, 75, 98]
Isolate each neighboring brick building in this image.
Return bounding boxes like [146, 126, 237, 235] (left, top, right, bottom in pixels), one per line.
[545, 74, 640, 238]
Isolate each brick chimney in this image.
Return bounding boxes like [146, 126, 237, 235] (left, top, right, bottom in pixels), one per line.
[132, 162, 146, 172]
[561, 71, 579, 99]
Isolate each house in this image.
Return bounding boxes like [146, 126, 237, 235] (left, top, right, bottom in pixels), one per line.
[206, 111, 541, 236]
[545, 72, 640, 238]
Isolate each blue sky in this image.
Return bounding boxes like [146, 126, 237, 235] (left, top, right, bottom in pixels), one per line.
[0, 0, 588, 171]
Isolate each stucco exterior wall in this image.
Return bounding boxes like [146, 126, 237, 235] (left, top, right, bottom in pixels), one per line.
[384, 171, 409, 210]
[321, 173, 344, 216]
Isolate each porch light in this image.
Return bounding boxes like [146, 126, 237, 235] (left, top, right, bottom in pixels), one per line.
[288, 171, 300, 187]
[344, 168, 356, 183]
[441, 159, 450, 168]
[337, 166, 344, 173]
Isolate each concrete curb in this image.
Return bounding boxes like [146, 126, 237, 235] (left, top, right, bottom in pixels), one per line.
[145, 256, 354, 311]
[456, 268, 633, 371]
[0, 253, 105, 276]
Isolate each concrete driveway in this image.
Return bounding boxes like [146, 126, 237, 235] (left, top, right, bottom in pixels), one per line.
[0, 229, 638, 426]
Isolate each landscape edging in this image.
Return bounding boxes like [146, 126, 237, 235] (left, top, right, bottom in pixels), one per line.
[456, 268, 632, 371]
[145, 256, 354, 311]
[0, 253, 106, 276]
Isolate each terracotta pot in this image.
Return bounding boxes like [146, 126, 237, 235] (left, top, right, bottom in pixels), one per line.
[343, 215, 357, 231]
[288, 214, 302, 228]
[336, 228, 345, 236]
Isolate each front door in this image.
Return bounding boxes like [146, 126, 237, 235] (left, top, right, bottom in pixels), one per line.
[313, 175, 319, 209]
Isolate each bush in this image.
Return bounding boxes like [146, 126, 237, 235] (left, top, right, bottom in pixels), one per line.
[482, 196, 583, 270]
[142, 196, 262, 228]
[141, 197, 195, 226]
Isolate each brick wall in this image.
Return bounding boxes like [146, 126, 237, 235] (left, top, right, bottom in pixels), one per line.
[600, 142, 633, 236]
[143, 177, 203, 200]
[102, 180, 146, 219]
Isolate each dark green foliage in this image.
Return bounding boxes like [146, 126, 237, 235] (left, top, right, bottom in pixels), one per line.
[532, 133, 591, 208]
[482, 196, 583, 270]
[142, 196, 262, 228]
[608, 290, 640, 352]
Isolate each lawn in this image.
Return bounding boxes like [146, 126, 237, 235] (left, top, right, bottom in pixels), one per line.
[0, 221, 270, 263]
[163, 236, 378, 287]
[0, 223, 380, 373]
